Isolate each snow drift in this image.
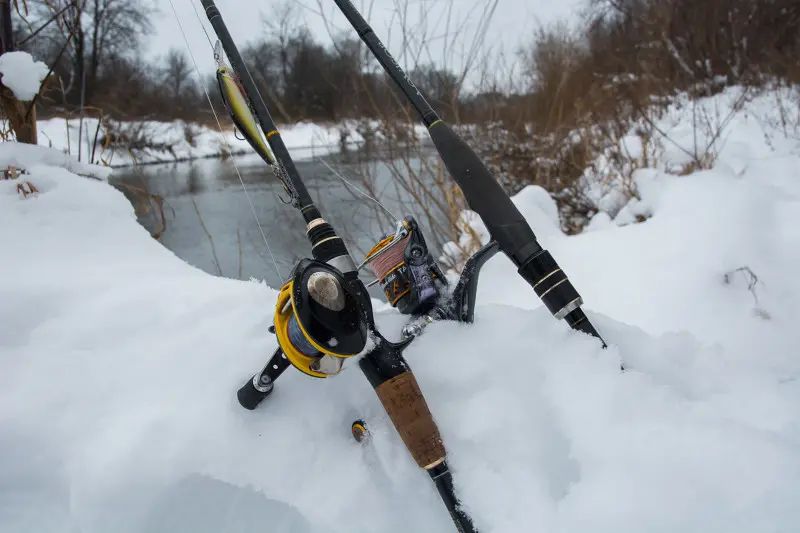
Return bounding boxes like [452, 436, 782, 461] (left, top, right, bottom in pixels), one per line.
[1, 87, 800, 533]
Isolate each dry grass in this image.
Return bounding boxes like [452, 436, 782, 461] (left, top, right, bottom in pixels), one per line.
[16, 180, 39, 197]
[314, 0, 799, 252]
[114, 181, 170, 240]
[471, 0, 800, 231]
[1, 166, 39, 198]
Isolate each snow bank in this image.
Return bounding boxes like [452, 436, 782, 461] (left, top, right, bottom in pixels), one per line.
[453, 87, 800, 350]
[0, 142, 112, 180]
[2, 86, 799, 533]
[35, 118, 373, 168]
[0, 51, 49, 101]
[587, 85, 800, 219]
[33, 115, 434, 168]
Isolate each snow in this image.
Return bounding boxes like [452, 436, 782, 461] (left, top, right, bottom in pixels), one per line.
[461, 86, 800, 354]
[0, 142, 112, 180]
[35, 118, 375, 167]
[0, 51, 49, 101]
[2, 85, 800, 533]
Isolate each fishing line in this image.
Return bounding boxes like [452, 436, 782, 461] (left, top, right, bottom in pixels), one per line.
[189, 0, 217, 49]
[167, 0, 284, 282]
[317, 158, 400, 222]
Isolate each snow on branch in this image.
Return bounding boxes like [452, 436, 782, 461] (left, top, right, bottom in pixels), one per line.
[0, 51, 49, 101]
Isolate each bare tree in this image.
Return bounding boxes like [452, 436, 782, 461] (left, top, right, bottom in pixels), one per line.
[26, 0, 154, 104]
[262, 0, 300, 95]
[161, 47, 193, 101]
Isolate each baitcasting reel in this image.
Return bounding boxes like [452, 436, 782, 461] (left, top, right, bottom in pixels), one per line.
[236, 257, 373, 409]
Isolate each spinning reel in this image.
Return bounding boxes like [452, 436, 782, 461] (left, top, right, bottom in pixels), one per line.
[361, 216, 500, 337]
[361, 217, 447, 316]
[237, 215, 499, 410]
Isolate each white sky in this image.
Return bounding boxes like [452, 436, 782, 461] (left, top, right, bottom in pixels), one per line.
[153, 0, 586, 87]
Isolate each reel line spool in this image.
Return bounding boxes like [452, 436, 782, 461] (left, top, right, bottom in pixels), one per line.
[364, 229, 413, 304]
[361, 217, 446, 317]
[274, 259, 370, 378]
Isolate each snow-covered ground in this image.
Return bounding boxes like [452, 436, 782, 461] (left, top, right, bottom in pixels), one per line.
[34, 117, 432, 167]
[35, 117, 375, 167]
[1, 86, 799, 533]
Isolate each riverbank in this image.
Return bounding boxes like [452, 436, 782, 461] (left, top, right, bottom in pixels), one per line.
[34, 117, 429, 168]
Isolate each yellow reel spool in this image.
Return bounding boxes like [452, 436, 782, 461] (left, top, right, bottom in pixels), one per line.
[274, 282, 335, 379]
[274, 278, 364, 378]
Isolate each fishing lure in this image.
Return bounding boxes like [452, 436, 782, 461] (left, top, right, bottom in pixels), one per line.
[214, 41, 274, 166]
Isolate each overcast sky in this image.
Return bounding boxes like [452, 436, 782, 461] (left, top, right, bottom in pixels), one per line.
[153, 0, 586, 86]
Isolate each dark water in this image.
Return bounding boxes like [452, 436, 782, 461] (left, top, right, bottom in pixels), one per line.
[109, 151, 448, 292]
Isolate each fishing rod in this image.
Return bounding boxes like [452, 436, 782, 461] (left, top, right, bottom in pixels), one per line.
[198, 1, 482, 531]
[331, 0, 608, 348]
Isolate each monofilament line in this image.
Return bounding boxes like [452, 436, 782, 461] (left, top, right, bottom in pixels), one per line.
[317, 158, 400, 222]
[167, 0, 284, 283]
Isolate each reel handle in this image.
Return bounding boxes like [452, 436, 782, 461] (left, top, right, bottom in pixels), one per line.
[237, 347, 291, 410]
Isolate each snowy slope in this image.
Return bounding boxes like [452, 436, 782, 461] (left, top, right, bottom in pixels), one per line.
[467, 87, 800, 353]
[2, 89, 800, 533]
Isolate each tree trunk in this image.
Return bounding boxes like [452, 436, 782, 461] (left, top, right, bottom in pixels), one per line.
[0, 0, 37, 144]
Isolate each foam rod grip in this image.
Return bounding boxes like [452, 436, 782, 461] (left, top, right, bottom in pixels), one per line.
[428, 121, 540, 261]
[375, 371, 446, 469]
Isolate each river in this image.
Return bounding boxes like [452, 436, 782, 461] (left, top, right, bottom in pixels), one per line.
[109, 150, 451, 293]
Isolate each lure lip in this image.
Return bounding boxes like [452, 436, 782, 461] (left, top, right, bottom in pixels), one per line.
[213, 40, 226, 69]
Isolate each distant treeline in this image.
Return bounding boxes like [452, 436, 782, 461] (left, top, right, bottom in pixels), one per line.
[14, 0, 798, 128]
[13, 0, 502, 124]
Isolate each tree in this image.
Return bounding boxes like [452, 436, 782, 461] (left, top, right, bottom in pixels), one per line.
[409, 64, 461, 109]
[25, 0, 154, 106]
[0, 0, 39, 143]
[161, 47, 194, 101]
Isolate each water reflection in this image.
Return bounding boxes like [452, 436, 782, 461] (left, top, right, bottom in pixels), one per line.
[110, 152, 447, 293]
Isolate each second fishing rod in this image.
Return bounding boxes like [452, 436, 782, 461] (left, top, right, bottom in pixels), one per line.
[200, 1, 479, 532]
[331, 0, 608, 348]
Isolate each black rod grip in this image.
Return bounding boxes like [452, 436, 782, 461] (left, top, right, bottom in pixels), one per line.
[237, 347, 291, 410]
[237, 376, 273, 410]
[428, 121, 543, 265]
